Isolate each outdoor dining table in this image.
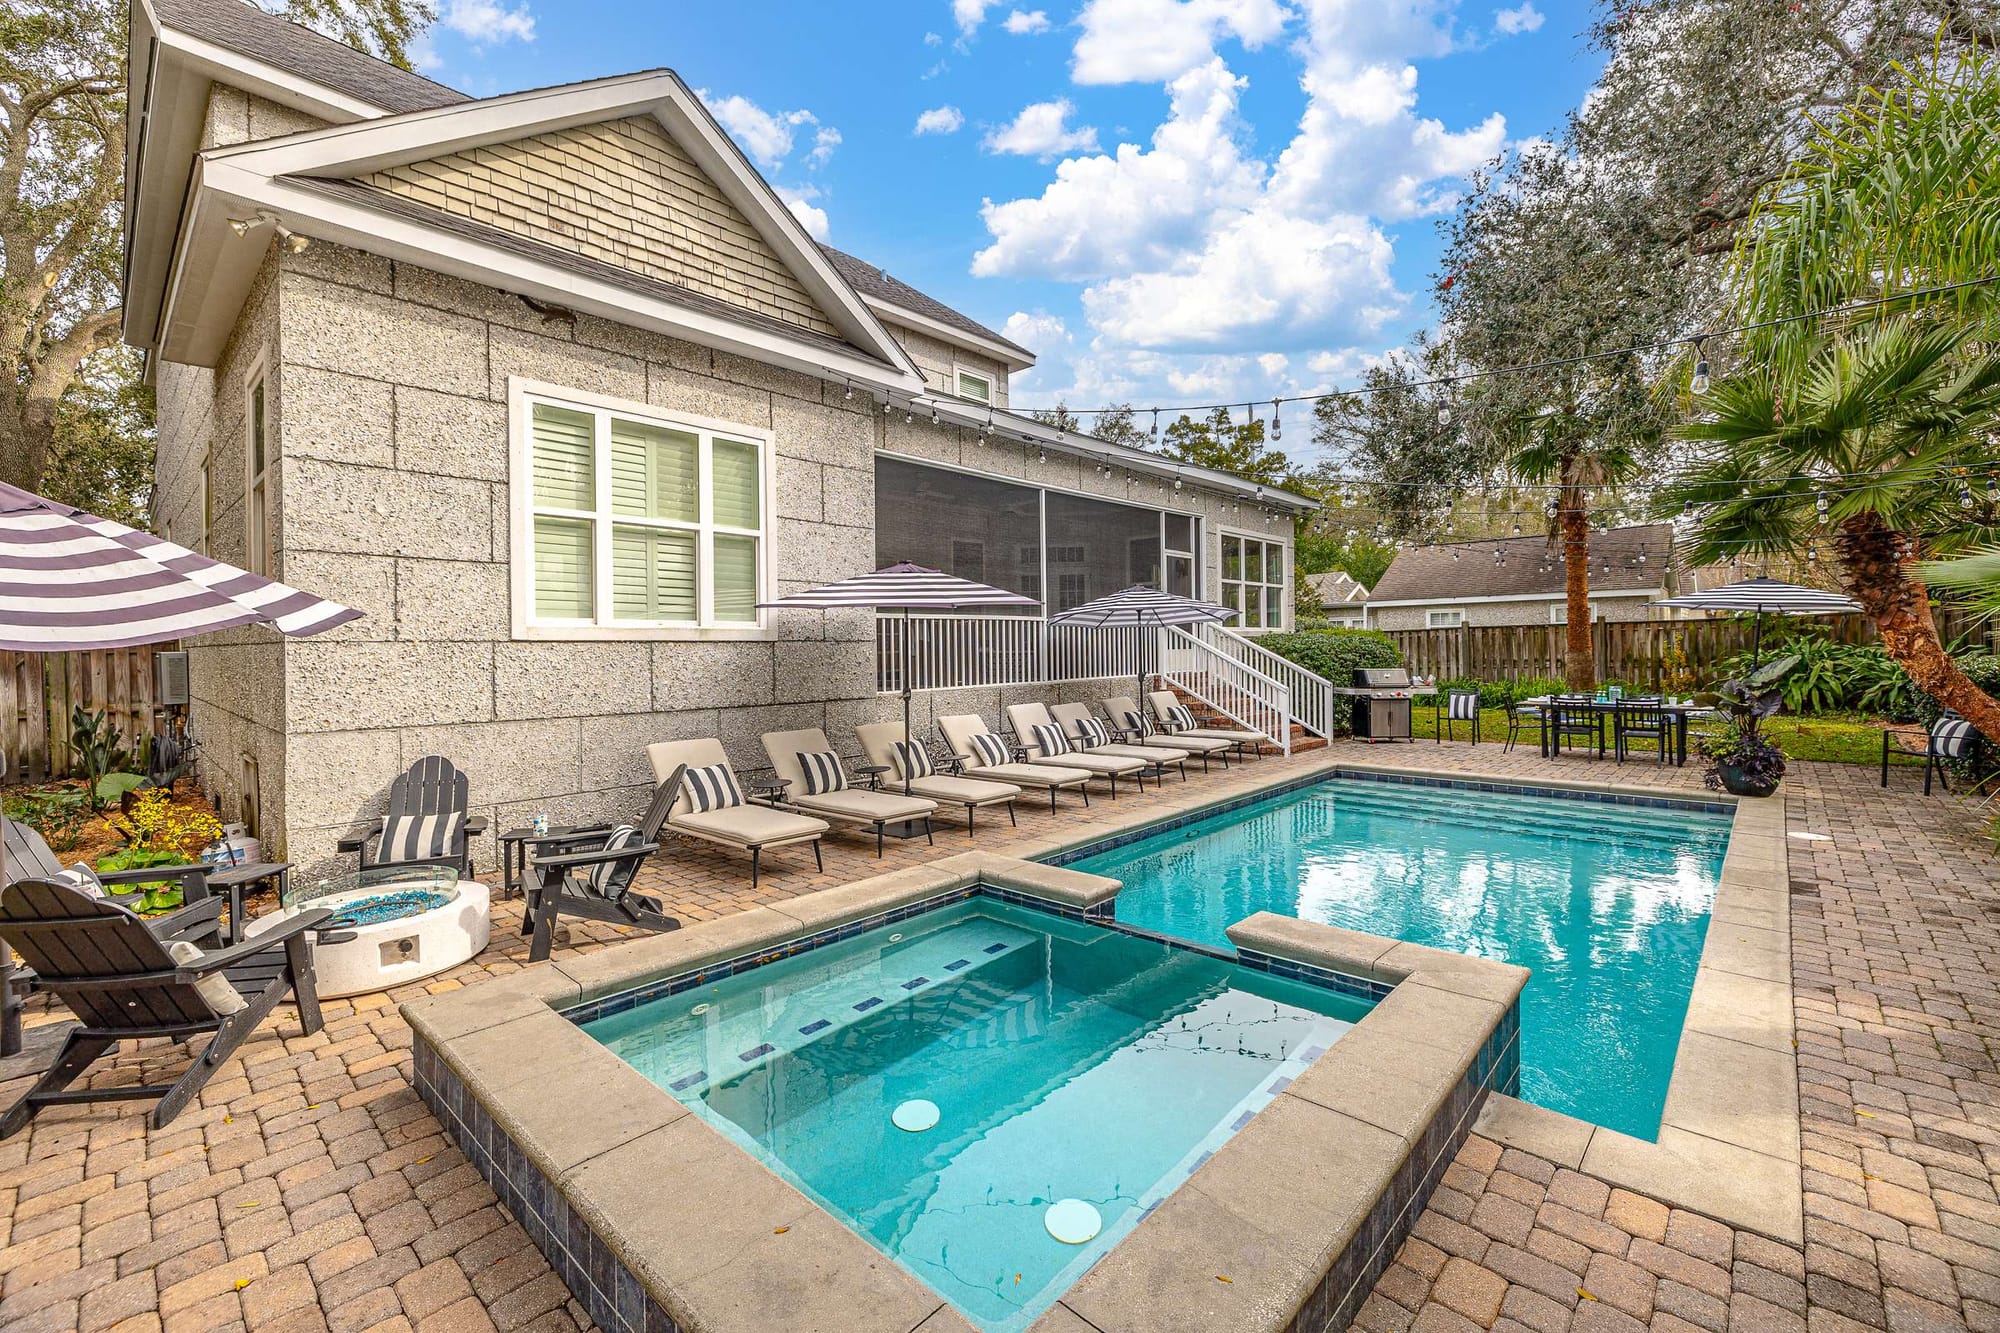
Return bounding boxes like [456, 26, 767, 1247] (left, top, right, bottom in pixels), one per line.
[1515, 696, 1716, 766]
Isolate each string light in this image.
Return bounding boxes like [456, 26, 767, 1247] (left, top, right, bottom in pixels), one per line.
[1151, 409, 1160, 440]
[1691, 339, 1710, 395]
[843, 379, 854, 402]
[1271, 402, 1282, 442]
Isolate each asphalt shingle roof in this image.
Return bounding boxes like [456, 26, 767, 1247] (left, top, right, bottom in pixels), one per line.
[153, 0, 467, 115]
[819, 245, 1031, 360]
[1368, 523, 1674, 603]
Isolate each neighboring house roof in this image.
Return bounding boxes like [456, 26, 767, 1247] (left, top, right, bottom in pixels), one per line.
[1368, 523, 1673, 605]
[821, 246, 1033, 368]
[1305, 571, 1369, 605]
[148, 0, 468, 114]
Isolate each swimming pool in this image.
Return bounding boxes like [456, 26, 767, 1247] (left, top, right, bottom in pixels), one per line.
[1063, 776, 1731, 1139]
[579, 897, 1365, 1332]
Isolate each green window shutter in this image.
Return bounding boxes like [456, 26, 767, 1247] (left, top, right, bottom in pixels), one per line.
[609, 418, 698, 521]
[611, 525, 697, 621]
[532, 403, 596, 509]
[713, 535, 758, 622]
[533, 516, 594, 619]
[712, 439, 761, 529]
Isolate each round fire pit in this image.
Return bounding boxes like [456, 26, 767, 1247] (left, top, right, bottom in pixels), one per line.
[245, 866, 490, 997]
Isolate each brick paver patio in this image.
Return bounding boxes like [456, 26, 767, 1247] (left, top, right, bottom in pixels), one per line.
[2, 741, 1994, 1333]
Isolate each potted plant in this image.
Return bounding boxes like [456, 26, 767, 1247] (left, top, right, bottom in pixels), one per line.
[1696, 656, 1795, 797]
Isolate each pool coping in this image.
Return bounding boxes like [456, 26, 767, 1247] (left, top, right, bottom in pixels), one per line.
[1039, 755, 1804, 1246]
[401, 852, 1528, 1333]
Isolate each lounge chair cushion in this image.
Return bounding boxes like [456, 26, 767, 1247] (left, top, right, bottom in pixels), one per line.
[1076, 717, 1110, 747]
[891, 740, 934, 780]
[796, 751, 848, 796]
[904, 774, 1019, 805]
[164, 939, 247, 1016]
[968, 760, 1092, 787]
[375, 809, 464, 865]
[1032, 723, 1072, 757]
[671, 805, 827, 847]
[969, 732, 1011, 767]
[791, 789, 936, 823]
[683, 764, 745, 812]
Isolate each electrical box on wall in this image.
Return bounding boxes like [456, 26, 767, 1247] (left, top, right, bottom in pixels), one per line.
[155, 650, 191, 707]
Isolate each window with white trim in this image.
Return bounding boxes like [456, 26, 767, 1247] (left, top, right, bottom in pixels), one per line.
[244, 368, 270, 575]
[954, 367, 992, 404]
[1221, 534, 1286, 629]
[521, 391, 766, 630]
[199, 447, 213, 557]
[1426, 608, 1465, 629]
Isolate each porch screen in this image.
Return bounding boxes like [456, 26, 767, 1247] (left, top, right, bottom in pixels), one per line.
[1044, 493, 1162, 614]
[875, 457, 1042, 606]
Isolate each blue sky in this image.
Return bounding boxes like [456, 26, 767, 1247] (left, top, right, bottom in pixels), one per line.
[415, 1, 1603, 437]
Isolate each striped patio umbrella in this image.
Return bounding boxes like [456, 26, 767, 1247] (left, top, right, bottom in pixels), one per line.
[760, 563, 1037, 792]
[1049, 584, 1239, 700]
[1650, 577, 1861, 670]
[0, 481, 362, 649]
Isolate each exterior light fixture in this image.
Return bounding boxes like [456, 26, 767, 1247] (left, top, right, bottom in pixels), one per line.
[226, 210, 279, 238]
[844, 379, 854, 401]
[930, 404, 940, 426]
[1038, 448, 1047, 464]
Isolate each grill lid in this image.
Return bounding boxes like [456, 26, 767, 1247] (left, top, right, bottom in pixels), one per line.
[1354, 666, 1413, 689]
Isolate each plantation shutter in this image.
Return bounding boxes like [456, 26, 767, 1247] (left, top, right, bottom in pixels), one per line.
[533, 518, 593, 619]
[609, 418, 698, 521]
[712, 439, 761, 528]
[611, 527, 697, 621]
[531, 404, 595, 509]
[713, 535, 757, 622]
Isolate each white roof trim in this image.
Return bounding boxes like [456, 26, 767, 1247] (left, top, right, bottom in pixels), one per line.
[1367, 587, 1661, 609]
[863, 296, 1034, 372]
[186, 71, 918, 380]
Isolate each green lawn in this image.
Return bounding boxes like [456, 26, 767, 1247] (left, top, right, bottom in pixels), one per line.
[1405, 707, 1892, 766]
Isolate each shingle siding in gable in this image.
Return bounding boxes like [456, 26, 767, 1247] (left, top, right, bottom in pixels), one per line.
[358, 116, 838, 338]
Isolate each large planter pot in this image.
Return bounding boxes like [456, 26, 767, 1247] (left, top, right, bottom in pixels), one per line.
[1715, 763, 1781, 798]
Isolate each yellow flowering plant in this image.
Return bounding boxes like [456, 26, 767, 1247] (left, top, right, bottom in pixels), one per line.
[97, 790, 224, 912]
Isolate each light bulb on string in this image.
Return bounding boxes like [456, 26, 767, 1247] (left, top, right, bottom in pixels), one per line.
[1151, 409, 1160, 441]
[930, 404, 941, 426]
[1272, 402, 1282, 442]
[1815, 491, 1829, 517]
[1961, 481, 1976, 511]
[1987, 475, 2000, 505]
[843, 379, 854, 402]
[1038, 448, 1048, 464]
[1691, 339, 1710, 395]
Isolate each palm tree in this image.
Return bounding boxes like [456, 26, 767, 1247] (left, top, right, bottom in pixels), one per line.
[1506, 406, 1639, 691]
[1660, 318, 2000, 742]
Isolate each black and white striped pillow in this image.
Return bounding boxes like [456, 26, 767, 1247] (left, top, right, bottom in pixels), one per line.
[587, 824, 642, 896]
[1932, 717, 1977, 759]
[375, 809, 465, 865]
[1448, 692, 1479, 721]
[1076, 717, 1110, 747]
[1121, 709, 1149, 736]
[1167, 704, 1197, 731]
[1032, 723, 1072, 757]
[891, 741, 934, 780]
[682, 763, 743, 812]
[796, 751, 848, 795]
[968, 732, 1011, 767]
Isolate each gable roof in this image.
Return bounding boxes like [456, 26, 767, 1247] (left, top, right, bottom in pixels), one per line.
[149, 0, 466, 114]
[1305, 571, 1369, 605]
[1368, 523, 1674, 605]
[821, 246, 1033, 369]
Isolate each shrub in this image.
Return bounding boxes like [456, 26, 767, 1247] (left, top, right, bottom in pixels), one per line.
[1435, 676, 1511, 710]
[3, 788, 88, 853]
[1260, 628, 1403, 681]
[1713, 634, 1921, 718]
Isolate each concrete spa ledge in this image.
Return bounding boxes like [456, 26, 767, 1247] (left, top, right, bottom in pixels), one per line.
[402, 855, 1525, 1333]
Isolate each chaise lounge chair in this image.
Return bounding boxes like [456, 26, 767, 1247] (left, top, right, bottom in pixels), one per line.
[0, 874, 329, 1135]
[520, 773, 684, 963]
[647, 740, 828, 886]
[855, 723, 1021, 834]
[1049, 702, 1191, 782]
[1102, 695, 1230, 770]
[337, 755, 488, 876]
[761, 729, 939, 857]
[1146, 690, 1267, 759]
[937, 714, 1094, 811]
[1005, 702, 1146, 795]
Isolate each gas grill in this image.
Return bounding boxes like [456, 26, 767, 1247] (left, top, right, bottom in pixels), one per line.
[1331, 666, 1433, 742]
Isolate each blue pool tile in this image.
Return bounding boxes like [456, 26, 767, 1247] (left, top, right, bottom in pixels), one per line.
[853, 996, 883, 1012]
[798, 1019, 830, 1035]
[1230, 1109, 1255, 1131]
[901, 976, 929, 990]
[737, 1044, 774, 1062]
[944, 958, 971, 971]
[1267, 1075, 1293, 1093]
[983, 942, 1009, 954]
[667, 1070, 706, 1092]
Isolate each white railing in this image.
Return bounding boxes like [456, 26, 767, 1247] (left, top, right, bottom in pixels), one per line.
[1158, 625, 1293, 755]
[876, 615, 1149, 693]
[1189, 623, 1338, 738]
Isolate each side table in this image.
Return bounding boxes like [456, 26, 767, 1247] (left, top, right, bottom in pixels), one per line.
[205, 860, 293, 946]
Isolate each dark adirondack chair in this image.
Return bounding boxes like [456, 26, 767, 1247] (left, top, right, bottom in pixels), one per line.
[522, 769, 685, 964]
[338, 756, 488, 876]
[0, 879, 330, 1135]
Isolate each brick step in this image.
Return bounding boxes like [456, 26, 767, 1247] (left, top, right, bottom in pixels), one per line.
[1156, 680, 1327, 754]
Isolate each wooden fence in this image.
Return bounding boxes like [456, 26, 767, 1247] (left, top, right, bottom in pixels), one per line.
[0, 647, 166, 783]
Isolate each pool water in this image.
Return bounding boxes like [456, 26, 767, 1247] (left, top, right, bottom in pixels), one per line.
[1066, 779, 1730, 1139]
[580, 899, 1363, 1331]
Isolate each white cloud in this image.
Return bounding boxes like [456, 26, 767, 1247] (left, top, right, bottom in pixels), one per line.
[697, 91, 837, 172]
[983, 100, 1101, 158]
[809, 126, 842, 168]
[954, 0, 995, 35]
[915, 105, 967, 135]
[924, 29, 945, 44]
[1493, 2, 1544, 33]
[778, 186, 830, 239]
[1071, 0, 1288, 85]
[439, 0, 536, 43]
[1004, 8, 1052, 33]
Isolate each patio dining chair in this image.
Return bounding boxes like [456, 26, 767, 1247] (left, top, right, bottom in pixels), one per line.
[0, 875, 329, 1135]
[1502, 701, 1545, 755]
[1548, 703, 1604, 758]
[1436, 689, 1481, 745]
[1881, 714, 1981, 795]
[1613, 704, 1671, 764]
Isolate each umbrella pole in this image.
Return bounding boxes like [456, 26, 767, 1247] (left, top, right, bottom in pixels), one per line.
[1751, 610, 1763, 675]
[902, 608, 914, 797]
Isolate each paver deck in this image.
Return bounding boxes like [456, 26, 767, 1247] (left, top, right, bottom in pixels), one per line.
[1, 740, 1993, 1333]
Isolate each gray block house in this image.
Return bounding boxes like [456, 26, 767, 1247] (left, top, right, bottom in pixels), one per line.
[123, 0, 1315, 867]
